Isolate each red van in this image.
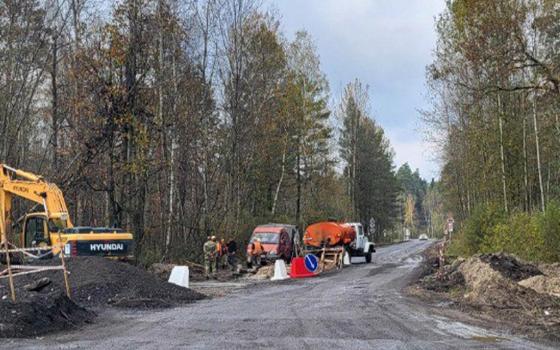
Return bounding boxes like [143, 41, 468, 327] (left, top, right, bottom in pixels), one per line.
[246, 224, 299, 266]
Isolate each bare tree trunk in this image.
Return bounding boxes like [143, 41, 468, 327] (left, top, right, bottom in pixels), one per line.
[296, 79, 306, 227]
[352, 110, 359, 218]
[532, 94, 545, 211]
[497, 94, 508, 213]
[51, 30, 59, 170]
[522, 112, 530, 211]
[271, 139, 287, 216]
[296, 148, 301, 226]
[164, 25, 178, 259]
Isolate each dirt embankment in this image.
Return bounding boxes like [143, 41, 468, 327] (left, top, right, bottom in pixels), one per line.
[410, 246, 560, 341]
[0, 257, 206, 338]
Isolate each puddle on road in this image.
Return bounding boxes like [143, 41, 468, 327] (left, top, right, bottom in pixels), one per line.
[398, 255, 423, 268]
[470, 335, 504, 344]
[435, 301, 455, 308]
[433, 317, 504, 344]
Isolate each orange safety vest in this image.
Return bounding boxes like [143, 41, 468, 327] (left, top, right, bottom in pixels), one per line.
[253, 241, 264, 255]
[216, 242, 222, 255]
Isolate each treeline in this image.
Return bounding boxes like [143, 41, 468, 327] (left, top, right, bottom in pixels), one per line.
[1, 0, 403, 264]
[425, 0, 560, 261]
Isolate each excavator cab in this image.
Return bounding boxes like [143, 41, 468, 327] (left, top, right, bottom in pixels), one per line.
[22, 214, 50, 248]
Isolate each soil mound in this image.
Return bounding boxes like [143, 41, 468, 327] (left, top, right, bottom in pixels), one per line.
[519, 275, 560, 298]
[538, 262, 560, 277]
[421, 268, 465, 293]
[414, 251, 560, 341]
[418, 244, 465, 293]
[458, 256, 545, 308]
[249, 265, 274, 279]
[1, 257, 206, 309]
[479, 253, 542, 281]
[0, 292, 94, 338]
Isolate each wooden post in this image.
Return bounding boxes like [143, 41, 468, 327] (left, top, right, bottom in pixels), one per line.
[57, 232, 71, 299]
[320, 248, 326, 273]
[3, 239, 16, 302]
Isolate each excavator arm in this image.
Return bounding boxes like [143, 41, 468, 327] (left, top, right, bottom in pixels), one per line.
[0, 164, 72, 243]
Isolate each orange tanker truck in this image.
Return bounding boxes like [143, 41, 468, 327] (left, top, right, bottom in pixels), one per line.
[303, 221, 375, 263]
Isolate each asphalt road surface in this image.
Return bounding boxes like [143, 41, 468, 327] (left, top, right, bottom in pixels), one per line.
[4, 240, 556, 350]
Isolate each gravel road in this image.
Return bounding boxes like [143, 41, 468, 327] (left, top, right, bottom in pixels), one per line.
[4, 240, 556, 349]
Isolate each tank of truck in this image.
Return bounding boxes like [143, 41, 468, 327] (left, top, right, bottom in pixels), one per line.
[303, 221, 356, 248]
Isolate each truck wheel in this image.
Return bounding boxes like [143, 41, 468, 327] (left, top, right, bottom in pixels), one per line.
[365, 251, 372, 263]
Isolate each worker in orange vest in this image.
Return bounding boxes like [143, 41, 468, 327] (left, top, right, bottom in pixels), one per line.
[216, 239, 222, 267]
[247, 238, 264, 268]
[218, 238, 228, 269]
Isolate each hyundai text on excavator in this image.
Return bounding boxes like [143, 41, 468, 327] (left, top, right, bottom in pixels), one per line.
[0, 164, 134, 259]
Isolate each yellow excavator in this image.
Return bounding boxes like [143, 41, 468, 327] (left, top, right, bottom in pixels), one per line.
[0, 164, 133, 259]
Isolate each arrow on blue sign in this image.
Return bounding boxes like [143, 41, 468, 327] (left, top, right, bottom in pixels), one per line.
[304, 254, 319, 273]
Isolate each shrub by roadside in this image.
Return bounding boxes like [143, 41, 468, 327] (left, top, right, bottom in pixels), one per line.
[447, 202, 560, 263]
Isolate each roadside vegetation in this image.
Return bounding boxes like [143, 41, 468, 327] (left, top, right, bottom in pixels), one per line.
[448, 202, 560, 263]
[424, 0, 560, 262]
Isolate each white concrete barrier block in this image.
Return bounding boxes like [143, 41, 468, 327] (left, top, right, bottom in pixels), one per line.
[271, 259, 289, 281]
[168, 266, 189, 288]
[343, 251, 351, 266]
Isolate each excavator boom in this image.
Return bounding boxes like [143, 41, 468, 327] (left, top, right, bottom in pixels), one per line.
[0, 165, 72, 240]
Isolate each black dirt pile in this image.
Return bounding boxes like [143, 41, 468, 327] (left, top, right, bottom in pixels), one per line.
[479, 253, 542, 281]
[0, 291, 94, 338]
[418, 244, 443, 278]
[1, 257, 206, 309]
[416, 243, 465, 293]
[419, 262, 465, 293]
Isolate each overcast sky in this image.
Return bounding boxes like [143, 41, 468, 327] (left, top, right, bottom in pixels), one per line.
[270, 0, 446, 180]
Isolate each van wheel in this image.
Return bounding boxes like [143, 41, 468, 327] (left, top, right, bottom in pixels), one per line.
[365, 251, 372, 263]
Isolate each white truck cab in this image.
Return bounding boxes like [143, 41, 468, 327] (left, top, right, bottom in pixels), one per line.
[346, 222, 376, 263]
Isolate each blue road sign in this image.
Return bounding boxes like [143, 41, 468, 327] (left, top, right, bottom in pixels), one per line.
[304, 254, 319, 273]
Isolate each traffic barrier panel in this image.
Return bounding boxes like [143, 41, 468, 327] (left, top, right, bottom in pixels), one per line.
[343, 251, 351, 266]
[168, 266, 189, 288]
[271, 259, 289, 281]
[289, 257, 317, 278]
